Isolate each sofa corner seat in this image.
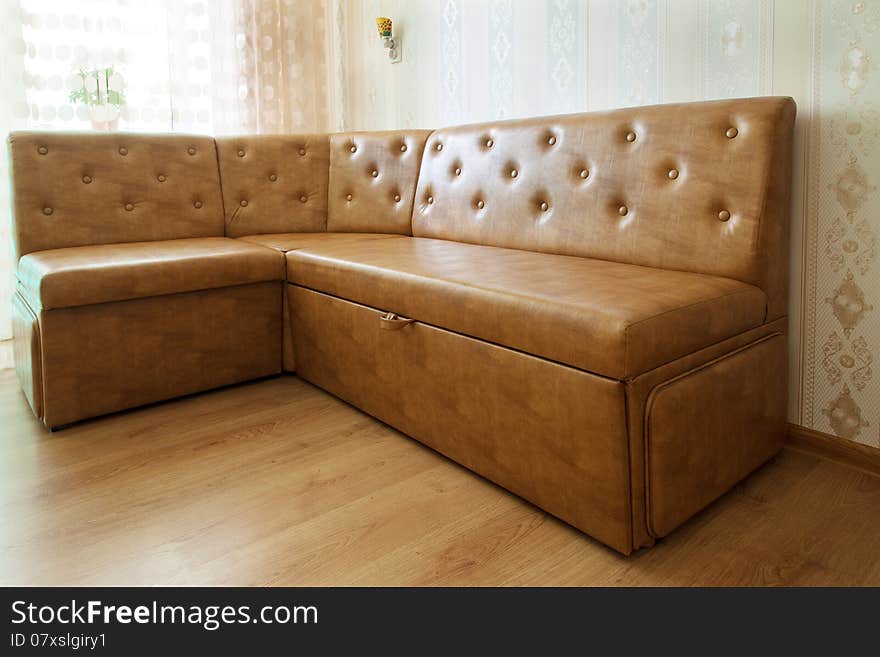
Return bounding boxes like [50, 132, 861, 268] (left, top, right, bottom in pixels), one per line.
[8, 132, 285, 428]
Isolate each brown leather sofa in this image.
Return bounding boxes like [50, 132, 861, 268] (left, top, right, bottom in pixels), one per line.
[8, 97, 796, 554]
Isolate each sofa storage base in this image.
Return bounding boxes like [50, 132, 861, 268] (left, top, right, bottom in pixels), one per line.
[290, 284, 788, 555]
[289, 284, 635, 553]
[27, 282, 283, 429]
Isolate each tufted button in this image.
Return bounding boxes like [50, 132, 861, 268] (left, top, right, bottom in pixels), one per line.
[726, 127, 738, 139]
[427, 195, 434, 204]
[454, 167, 462, 176]
[400, 144, 407, 152]
[37, 146, 48, 155]
[547, 135, 556, 145]
[193, 200, 203, 209]
[349, 144, 357, 153]
[346, 194, 353, 202]
[718, 209, 731, 221]
[298, 147, 306, 156]
[299, 195, 308, 203]
[667, 169, 679, 180]
[625, 131, 636, 142]
[394, 193, 401, 202]
[476, 200, 485, 209]
[510, 169, 518, 178]
[82, 175, 92, 184]
[486, 138, 494, 148]
[237, 149, 245, 157]
[118, 147, 128, 156]
[579, 169, 590, 179]
[124, 203, 134, 212]
[268, 173, 278, 182]
[187, 147, 197, 155]
[42, 207, 53, 216]
[371, 169, 379, 177]
[540, 201, 549, 212]
[618, 205, 629, 216]
[240, 200, 248, 207]
[157, 174, 166, 182]
[435, 143, 443, 151]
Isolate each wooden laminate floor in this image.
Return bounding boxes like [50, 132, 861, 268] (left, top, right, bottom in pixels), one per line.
[2, 369, 879, 586]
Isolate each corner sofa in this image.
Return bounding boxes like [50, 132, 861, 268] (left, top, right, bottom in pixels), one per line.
[8, 97, 796, 554]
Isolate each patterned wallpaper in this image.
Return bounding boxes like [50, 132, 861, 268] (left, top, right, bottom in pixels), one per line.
[339, 0, 880, 448]
[807, 0, 879, 445]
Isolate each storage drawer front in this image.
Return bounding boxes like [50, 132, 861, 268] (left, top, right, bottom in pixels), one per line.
[290, 284, 633, 553]
[645, 334, 787, 537]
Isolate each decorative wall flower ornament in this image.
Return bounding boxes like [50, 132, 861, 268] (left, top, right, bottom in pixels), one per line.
[852, 218, 878, 273]
[552, 57, 574, 94]
[822, 384, 869, 440]
[840, 40, 873, 95]
[826, 270, 874, 337]
[618, 0, 658, 106]
[821, 332, 874, 391]
[825, 217, 847, 271]
[721, 18, 744, 57]
[624, 0, 651, 27]
[489, 0, 513, 119]
[829, 109, 880, 156]
[829, 157, 875, 216]
[821, 331, 845, 384]
[850, 335, 873, 391]
[831, 0, 880, 36]
[825, 215, 877, 273]
[545, 0, 579, 113]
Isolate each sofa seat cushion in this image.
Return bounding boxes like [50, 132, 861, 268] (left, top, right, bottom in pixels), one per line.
[237, 232, 398, 253]
[17, 237, 284, 310]
[286, 237, 767, 379]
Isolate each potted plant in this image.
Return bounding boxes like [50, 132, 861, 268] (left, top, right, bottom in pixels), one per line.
[69, 67, 126, 131]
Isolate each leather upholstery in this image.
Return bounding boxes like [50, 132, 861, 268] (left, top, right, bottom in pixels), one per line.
[234, 233, 397, 370]
[216, 135, 330, 237]
[327, 130, 431, 234]
[645, 334, 787, 536]
[39, 283, 282, 429]
[290, 285, 633, 553]
[624, 316, 787, 550]
[237, 231, 398, 253]
[412, 97, 795, 320]
[7, 97, 795, 553]
[8, 131, 224, 259]
[17, 237, 284, 310]
[285, 236, 767, 379]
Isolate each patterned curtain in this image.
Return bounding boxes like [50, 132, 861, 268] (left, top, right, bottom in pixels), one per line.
[233, 0, 332, 133]
[0, 0, 340, 356]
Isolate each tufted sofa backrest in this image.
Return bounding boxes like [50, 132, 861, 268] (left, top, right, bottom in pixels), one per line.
[216, 135, 330, 237]
[412, 97, 796, 320]
[8, 131, 224, 259]
[327, 130, 431, 234]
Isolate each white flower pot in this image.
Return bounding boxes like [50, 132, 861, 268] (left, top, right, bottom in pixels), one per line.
[88, 104, 121, 131]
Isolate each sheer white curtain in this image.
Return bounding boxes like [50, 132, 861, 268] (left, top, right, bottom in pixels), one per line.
[0, 0, 341, 360]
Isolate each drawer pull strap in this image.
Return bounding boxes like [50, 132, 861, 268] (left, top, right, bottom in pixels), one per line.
[379, 312, 415, 330]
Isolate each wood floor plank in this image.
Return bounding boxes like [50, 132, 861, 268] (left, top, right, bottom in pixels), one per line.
[1, 369, 878, 586]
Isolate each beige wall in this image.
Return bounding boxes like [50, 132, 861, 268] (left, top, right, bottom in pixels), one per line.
[335, 0, 880, 448]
